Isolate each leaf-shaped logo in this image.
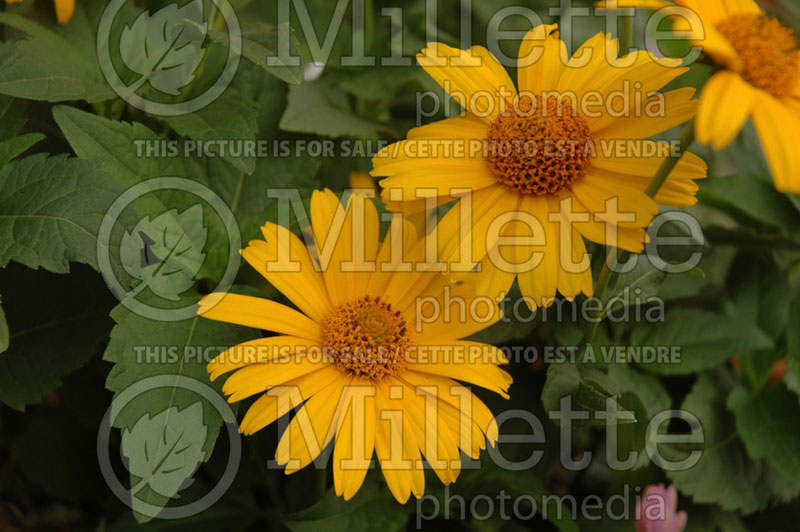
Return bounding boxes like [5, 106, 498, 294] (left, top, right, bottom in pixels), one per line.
[122, 402, 208, 502]
[120, 204, 207, 301]
[119, 0, 208, 96]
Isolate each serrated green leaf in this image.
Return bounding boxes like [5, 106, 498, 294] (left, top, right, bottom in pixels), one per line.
[52, 105, 195, 186]
[52, 106, 236, 283]
[667, 371, 800, 514]
[541, 364, 635, 428]
[283, 474, 409, 532]
[189, 20, 304, 84]
[0, 94, 43, 167]
[0, 264, 116, 410]
[0, 132, 44, 169]
[631, 309, 775, 375]
[280, 81, 383, 138]
[728, 385, 800, 488]
[0, 154, 129, 273]
[104, 288, 258, 522]
[0, 10, 114, 102]
[160, 91, 259, 175]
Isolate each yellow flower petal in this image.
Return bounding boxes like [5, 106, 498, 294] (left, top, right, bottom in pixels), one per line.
[696, 71, 755, 150]
[242, 222, 331, 323]
[417, 43, 516, 121]
[54, 0, 74, 25]
[276, 376, 351, 472]
[752, 93, 800, 193]
[198, 293, 323, 340]
[517, 24, 568, 95]
[594, 87, 699, 141]
[208, 335, 323, 381]
[238, 366, 343, 435]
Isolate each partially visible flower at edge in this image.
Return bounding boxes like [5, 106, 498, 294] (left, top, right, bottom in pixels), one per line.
[598, 0, 800, 193]
[5, 0, 74, 25]
[636, 484, 688, 532]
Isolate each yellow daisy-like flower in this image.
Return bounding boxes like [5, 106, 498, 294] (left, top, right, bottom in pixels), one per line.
[4, 0, 74, 25]
[372, 24, 706, 308]
[198, 189, 511, 503]
[601, 0, 800, 192]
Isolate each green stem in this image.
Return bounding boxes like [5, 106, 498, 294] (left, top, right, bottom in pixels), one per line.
[644, 121, 696, 198]
[314, 466, 328, 502]
[580, 121, 697, 349]
[364, 0, 374, 52]
[619, 12, 634, 56]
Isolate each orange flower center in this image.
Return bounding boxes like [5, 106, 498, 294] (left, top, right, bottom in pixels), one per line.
[485, 96, 593, 196]
[716, 13, 799, 98]
[323, 295, 409, 379]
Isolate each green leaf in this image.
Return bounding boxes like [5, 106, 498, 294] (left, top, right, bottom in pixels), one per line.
[667, 371, 799, 514]
[602, 256, 667, 317]
[201, 149, 320, 275]
[52, 106, 234, 283]
[728, 385, 800, 488]
[681, 504, 750, 532]
[607, 364, 671, 470]
[123, 403, 208, 508]
[0, 96, 41, 163]
[0, 154, 129, 273]
[631, 309, 774, 375]
[104, 288, 259, 522]
[230, 61, 288, 136]
[727, 254, 790, 339]
[0, 132, 43, 169]
[160, 91, 259, 174]
[52, 105, 195, 186]
[0, 95, 43, 167]
[333, 66, 421, 102]
[0, 264, 116, 410]
[429, 460, 580, 532]
[192, 20, 304, 84]
[280, 81, 384, 138]
[786, 296, 800, 399]
[283, 474, 409, 532]
[0, 294, 7, 354]
[0, 10, 114, 102]
[698, 175, 800, 232]
[541, 363, 581, 413]
[541, 364, 635, 428]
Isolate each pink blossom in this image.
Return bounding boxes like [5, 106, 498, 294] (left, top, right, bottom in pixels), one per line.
[635, 484, 688, 532]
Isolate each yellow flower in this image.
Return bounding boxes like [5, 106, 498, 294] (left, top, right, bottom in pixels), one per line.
[5, 0, 74, 25]
[348, 170, 377, 193]
[599, 0, 800, 192]
[198, 189, 511, 503]
[372, 24, 706, 308]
